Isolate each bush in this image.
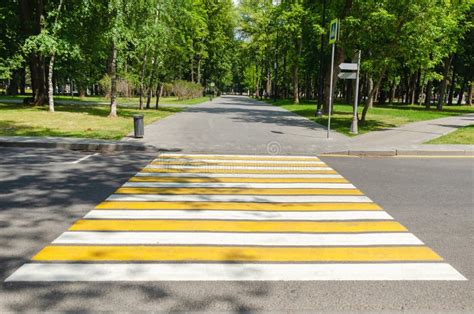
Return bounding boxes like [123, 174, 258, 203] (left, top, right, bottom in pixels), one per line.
[98, 74, 135, 98]
[172, 80, 203, 100]
[162, 83, 173, 97]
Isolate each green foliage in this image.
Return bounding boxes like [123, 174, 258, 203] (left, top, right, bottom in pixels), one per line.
[172, 80, 203, 100]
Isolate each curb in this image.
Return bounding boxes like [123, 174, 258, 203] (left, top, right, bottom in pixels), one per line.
[0, 139, 161, 153]
[323, 150, 474, 157]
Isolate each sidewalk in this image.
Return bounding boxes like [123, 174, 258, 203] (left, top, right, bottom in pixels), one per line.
[328, 113, 474, 155]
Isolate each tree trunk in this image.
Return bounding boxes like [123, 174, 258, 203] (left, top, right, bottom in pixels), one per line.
[197, 57, 202, 84]
[108, 42, 118, 118]
[467, 83, 473, 106]
[7, 70, 19, 95]
[292, 37, 300, 104]
[146, 87, 152, 109]
[457, 79, 465, 106]
[190, 50, 194, 83]
[20, 67, 26, 94]
[139, 53, 148, 110]
[414, 69, 422, 104]
[367, 77, 374, 108]
[425, 81, 432, 108]
[389, 83, 395, 104]
[361, 71, 385, 122]
[48, 55, 55, 112]
[255, 64, 260, 98]
[410, 72, 417, 104]
[447, 68, 456, 106]
[283, 49, 288, 99]
[155, 83, 162, 110]
[436, 56, 452, 111]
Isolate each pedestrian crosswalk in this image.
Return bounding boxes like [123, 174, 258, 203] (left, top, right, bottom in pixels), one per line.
[6, 153, 466, 281]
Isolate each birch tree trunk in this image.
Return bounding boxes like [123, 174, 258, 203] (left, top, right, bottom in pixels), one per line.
[48, 54, 55, 112]
[108, 42, 118, 118]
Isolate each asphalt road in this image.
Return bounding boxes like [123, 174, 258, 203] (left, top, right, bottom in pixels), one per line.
[126, 95, 349, 155]
[0, 147, 472, 312]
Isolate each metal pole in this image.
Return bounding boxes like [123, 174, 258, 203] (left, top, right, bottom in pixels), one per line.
[327, 42, 335, 139]
[316, 0, 327, 116]
[350, 50, 361, 134]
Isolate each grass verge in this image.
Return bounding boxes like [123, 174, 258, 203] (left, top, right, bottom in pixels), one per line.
[0, 95, 209, 106]
[267, 99, 474, 136]
[0, 102, 182, 140]
[426, 124, 474, 144]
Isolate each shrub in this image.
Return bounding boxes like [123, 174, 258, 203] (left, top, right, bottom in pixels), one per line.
[172, 80, 203, 100]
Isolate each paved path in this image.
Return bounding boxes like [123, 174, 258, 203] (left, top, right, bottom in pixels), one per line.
[351, 112, 474, 147]
[125, 96, 349, 155]
[126, 95, 472, 154]
[6, 152, 465, 282]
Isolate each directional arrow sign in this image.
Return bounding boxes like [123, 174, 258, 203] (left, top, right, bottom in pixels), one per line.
[339, 63, 358, 71]
[338, 72, 357, 80]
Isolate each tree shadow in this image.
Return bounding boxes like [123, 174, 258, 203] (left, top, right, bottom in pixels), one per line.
[0, 148, 271, 312]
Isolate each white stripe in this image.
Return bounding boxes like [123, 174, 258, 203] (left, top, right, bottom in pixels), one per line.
[106, 194, 373, 203]
[53, 232, 422, 246]
[7, 263, 466, 281]
[145, 165, 333, 170]
[85, 210, 391, 221]
[122, 182, 355, 189]
[154, 159, 325, 164]
[159, 153, 320, 159]
[135, 173, 343, 178]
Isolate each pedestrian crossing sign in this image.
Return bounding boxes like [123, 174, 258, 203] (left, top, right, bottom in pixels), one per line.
[329, 19, 339, 44]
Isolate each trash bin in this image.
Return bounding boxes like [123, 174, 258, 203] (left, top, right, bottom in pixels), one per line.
[133, 114, 144, 138]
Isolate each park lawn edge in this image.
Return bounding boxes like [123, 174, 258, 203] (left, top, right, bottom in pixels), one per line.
[0, 102, 183, 140]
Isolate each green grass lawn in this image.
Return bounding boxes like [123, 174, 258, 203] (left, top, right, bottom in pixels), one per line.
[0, 102, 182, 140]
[427, 124, 474, 144]
[268, 99, 474, 136]
[0, 94, 209, 106]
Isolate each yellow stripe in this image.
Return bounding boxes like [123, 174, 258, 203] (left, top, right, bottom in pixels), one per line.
[141, 168, 337, 174]
[158, 155, 321, 161]
[150, 161, 328, 167]
[115, 187, 363, 195]
[32, 246, 442, 262]
[95, 201, 382, 211]
[69, 220, 405, 232]
[129, 177, 349, 183]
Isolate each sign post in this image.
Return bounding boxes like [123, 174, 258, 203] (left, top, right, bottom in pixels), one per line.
[351, 50, 361, 134]
[337, 52, 361, 134]
[327, 18, 339, 139]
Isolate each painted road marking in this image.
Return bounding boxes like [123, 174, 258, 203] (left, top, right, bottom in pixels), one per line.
[31, 246, 442, 262]
[95, 201, 382, 211]
[122, 182, 356, 189]
[141, 168, 337, 174]
[130, 176, 348, 183]
[85, 209, 393, 220]
[134, 172, 344, 178]
[146, 165, 333, 170]
[152, 159, 326, 165]
[7, 263, 466, 281]
[68, 220, 406, 232]
[53, 232, 422, 246]
[106, 194, 373, 203]
[157, 153, 322, 160]
[6, 153, 465, 282]
[115, 187, 363, 195]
